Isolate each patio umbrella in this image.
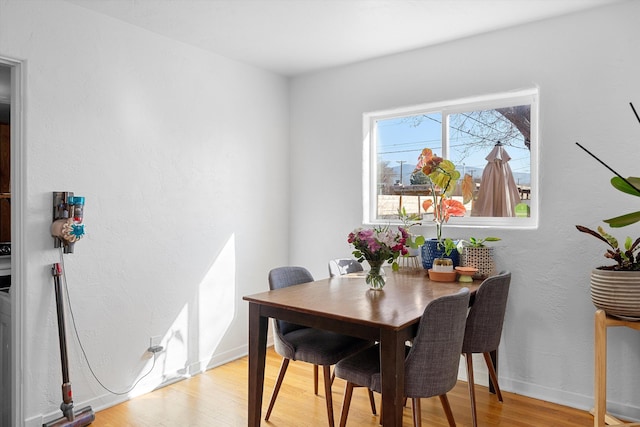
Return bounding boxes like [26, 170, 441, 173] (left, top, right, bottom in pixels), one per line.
[473, 142, 521, 217]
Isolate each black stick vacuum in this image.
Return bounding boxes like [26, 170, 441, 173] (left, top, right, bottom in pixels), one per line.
[43, 263, 95, 427]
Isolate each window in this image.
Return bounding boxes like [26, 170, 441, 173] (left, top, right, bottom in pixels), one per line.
[363, 88, 538, 229]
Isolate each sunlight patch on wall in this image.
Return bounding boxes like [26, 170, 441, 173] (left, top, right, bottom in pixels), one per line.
[131, 234, 237, 392]
[198, 233, 236, 364]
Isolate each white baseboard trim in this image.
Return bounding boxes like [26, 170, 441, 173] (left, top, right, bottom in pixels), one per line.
[34, 343, 255, 426]
[32, 343, 640, 426]
[455, 355, 640, 423]
[500, 376, 640, 423]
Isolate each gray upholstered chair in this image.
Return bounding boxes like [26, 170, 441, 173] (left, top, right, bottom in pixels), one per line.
[265, 266, 374, 427]
[462, 270, 511, 427]
[328, 258, 364, 277]
[327, 257, 377, 415]
[334, 287, 471, 427]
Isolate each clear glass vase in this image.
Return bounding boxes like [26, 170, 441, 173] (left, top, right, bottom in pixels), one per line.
[366, 259, 387, 290]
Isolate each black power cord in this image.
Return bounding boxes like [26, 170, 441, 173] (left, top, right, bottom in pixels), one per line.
[57, 248, 158, 395]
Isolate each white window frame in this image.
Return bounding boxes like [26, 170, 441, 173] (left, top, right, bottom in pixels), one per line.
[363, 88, 539, 229]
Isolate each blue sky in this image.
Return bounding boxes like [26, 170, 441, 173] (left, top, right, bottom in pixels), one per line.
[377, 113, 531, 184]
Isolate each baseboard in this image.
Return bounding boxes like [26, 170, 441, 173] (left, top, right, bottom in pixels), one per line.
[203, 343, 251, 372]
[500, 376, 640, 423]
[32, 339, 640, 426]
[40, 341, 261, 423]
[455, 355, 640, 422]
[23, 414, 42, 427]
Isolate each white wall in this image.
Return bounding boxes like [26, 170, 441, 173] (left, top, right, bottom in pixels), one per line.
[0, 0, 290, 425]
[2, 0, 640, 424]
[290, 0, 640, 421]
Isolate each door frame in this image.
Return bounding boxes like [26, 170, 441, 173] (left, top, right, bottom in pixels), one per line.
[0, 55, 24, 427]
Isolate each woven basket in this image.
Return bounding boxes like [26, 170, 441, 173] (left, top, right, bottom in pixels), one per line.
[460, 246, 496, 280]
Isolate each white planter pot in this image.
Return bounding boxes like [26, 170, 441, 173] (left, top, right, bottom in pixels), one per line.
[407, 246, 421, 257]
[590, 269, 640, 319]
[432, 258, 454, 272]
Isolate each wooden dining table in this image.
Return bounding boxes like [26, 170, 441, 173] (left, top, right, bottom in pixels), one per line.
[243, 268, 481, 427]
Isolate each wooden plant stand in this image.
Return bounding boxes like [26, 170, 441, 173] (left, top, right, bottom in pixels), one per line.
[593, 309, 640, 427]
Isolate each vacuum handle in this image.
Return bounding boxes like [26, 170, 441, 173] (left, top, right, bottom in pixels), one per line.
[43, 263, 96, 425]
[52, 263, 71, 389]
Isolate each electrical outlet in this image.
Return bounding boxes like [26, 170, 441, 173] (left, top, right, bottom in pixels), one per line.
[147, 345, 164, 354]
[150, 335, 162, 348]
[148, 336, 164, 354]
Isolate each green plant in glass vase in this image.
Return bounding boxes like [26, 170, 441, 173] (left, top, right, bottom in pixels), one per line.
[397, 206, 425, 254]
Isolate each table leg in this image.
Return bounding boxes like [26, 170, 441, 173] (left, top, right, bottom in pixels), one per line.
[248, 302, 268, 427]
[594, 309, 607, 427]
[379, 329, 405, 427]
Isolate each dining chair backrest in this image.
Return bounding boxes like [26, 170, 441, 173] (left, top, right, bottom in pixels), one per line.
[402, 287, 471, 398]
[462, 270, 511, 354]
[328, 258, 363, 277]
[268, 266, 315, 335]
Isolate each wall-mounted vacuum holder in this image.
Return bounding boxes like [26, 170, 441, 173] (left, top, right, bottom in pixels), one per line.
[51, 192, 85, 254]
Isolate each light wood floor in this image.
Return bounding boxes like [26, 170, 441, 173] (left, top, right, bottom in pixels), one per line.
[92, 347, 595, 426]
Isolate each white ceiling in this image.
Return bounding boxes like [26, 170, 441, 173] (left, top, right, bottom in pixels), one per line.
[66, 0, 623, 76]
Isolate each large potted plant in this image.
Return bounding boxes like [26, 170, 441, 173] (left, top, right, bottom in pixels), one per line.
[412, 148, 473, 270]
[575, 102, 640, 319]
[576, 225, 640, 319]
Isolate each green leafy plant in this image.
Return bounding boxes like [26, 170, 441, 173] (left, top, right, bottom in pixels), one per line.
[576, 102, 640, 228]
[575, 225, 640, 270]
[575, 102, 640, 271]
[397, 207, 425, 249]
[458, 236, 501, 248]
[439, 238, 458, 257]
[606, 176, 640, 227]
[414, 148, 473, 244]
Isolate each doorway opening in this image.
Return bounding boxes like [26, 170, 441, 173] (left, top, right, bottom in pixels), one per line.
[0, 56, 23, 427]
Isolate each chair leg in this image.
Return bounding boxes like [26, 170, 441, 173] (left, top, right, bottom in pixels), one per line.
[315, 364, 319, 395]
[483, 352, 504, 402]
[411, 398, 422, 427]
[265, 357, 290, 420]
[323, 365, 335, 427]
[439, 394, 456, 427]
[367, 389, 377, 415]
[339, 382, 354, 427]
[464, 353, 478, 427]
